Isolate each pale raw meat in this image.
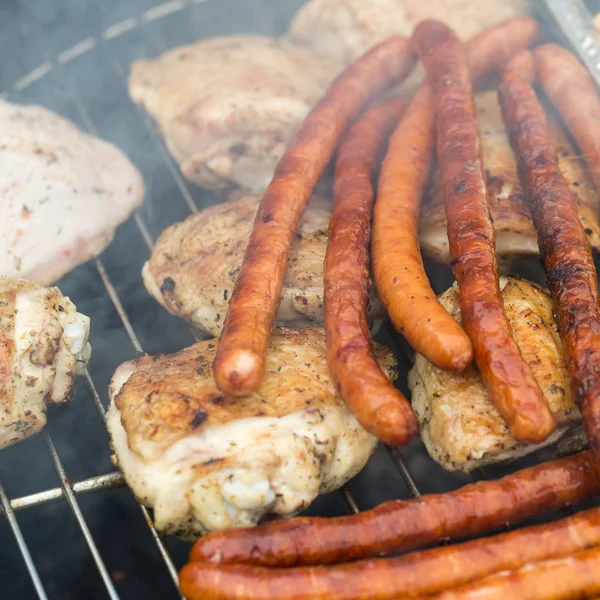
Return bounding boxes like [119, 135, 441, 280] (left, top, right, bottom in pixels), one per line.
[128, 35, 341, 193]
[0, 99, 144, 285]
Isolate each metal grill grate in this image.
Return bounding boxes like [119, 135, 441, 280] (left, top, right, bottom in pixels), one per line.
[0, 0, 594, 598]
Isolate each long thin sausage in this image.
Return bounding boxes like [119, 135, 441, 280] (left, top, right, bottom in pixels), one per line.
[324, 97, 418, 446]
[373, 18, 538, 372]
[499, 50, 600, 454]
[535, 43, 600, 194]
[213, 38, 417, 396]
[411, 20, 555, 444]
[180, 507, 600, 600]
[189, 451, 600, 567]
[418, 546, 600, 600]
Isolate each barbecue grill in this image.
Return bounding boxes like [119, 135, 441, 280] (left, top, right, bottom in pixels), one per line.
[0, 1, 597, 598]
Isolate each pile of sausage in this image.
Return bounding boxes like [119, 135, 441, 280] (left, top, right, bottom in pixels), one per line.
[182, 16, 600, 600]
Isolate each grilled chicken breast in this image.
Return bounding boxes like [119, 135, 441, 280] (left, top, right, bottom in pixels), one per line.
[419, 90, 600, 268]
[0, 99, 144, 285]
[408, 277, 583, 472]
[107, 328, 389, 538]
[288, 0, 529, 64]
[142, 194, 384, 338]
[0, 277, 91, 449]
[128, 35, 341, 193]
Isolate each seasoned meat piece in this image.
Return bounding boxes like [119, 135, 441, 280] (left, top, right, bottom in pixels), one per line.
[0, 277, 91, 449]
[288, 0, 529, 64]
[142, 195, 384, 338]
[106, 328, 388, 538]
[409, 277, 584, 472]
[129, 35, 341, 193]
[0, 99, 144, 285]
[419, 90, 600, 268]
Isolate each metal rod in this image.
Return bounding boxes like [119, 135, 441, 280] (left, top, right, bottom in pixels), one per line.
[43, 434, 120, 600]
[386, 446, 422, 498]
[0, 483, 50, 600]
[341, 484, 360, 514]
[10, 472, 125, 512]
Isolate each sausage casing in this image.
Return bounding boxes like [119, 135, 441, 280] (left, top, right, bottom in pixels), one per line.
[412, 20, 555, 443]
[499, 50, 600, 453]
[190, 451, 600, 567]
[214, 38, 416, 396]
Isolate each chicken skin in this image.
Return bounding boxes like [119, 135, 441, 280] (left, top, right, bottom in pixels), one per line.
[129, 35, 341, 193]
[409, 277, 583, 472]
[0, 277, 91, 449]
[142, 194, 383, 338]
[106, 328, 392, 538]
[0, 99, 144, 285]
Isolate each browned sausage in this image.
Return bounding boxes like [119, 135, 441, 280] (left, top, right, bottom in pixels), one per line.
[324, 97, 418, 446]
[535, 44, 600, 194]
[180, 507, 600, 600]
[372, 18, 538, 373]
[418, 546, 600, 600]
[189, 451, 600, 568]
[411, 20, 555, 444]
[213, 38, 417, 396]
[499, 50, 600, 454]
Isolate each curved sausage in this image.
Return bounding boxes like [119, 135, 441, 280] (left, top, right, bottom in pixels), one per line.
[411, 20, 555, 444]
[213, 38, 417, 396]
[372, 18, 538, 373]
[499, 50, 600, 454]
[535, 43, 600, 194]
[421, 546, 600, 600]
[189, 451, 600, 568]
[324, 97, 418, 446]
[180, 507, 600, 600]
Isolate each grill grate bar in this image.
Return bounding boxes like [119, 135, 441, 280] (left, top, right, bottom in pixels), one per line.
[43, 433, 120, 600]
[0, 482, 49, 600]
[387, 446, 422, 497]
[341, 483, 360, 514]
[10, 472, 124, 512]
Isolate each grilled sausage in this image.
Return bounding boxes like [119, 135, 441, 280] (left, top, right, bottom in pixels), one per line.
[213, 38, 417, 396]
[419, 546, 600, 600]
[411, 20, 555, 444]
[190, 451, 600, 567]
[180, 507, 600, 600]
[535, 44, 600, 194]
[373, 19, 539, 373]
[499, 50, 600, 454]
[324, 97, 418, 446]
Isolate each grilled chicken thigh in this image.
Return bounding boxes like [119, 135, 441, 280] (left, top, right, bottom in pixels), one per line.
[409, 277, 583, 472]
[0, 99, 144, 285]
[129, 35, 341, 193]
[0, 277, 91, 449]
[142, 194, 384, 338]
[288, 0, 529, 64]
[107, 328, 388, 538]
[419, 90, 600, 268]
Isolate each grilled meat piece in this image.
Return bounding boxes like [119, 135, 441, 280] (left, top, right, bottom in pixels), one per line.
[106, 328, 387, 538]
[142, 194, 384, 338]
[0, 99, 144, 285]
[419, 90, 600, 268]
[409, 277, 584, 472]
[288, 0, 529, 64]
[0, 277, 91, 449]
[128, 35, 341, 193]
